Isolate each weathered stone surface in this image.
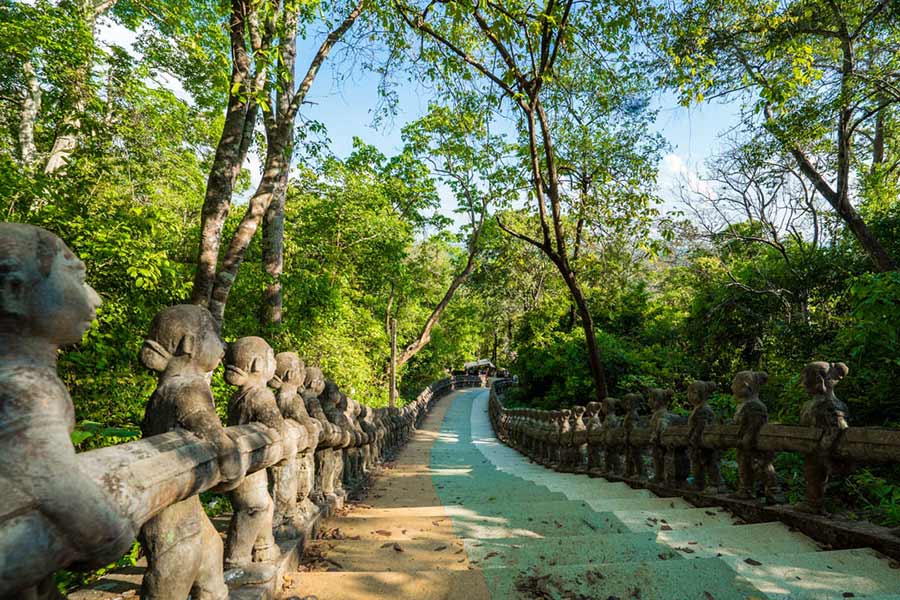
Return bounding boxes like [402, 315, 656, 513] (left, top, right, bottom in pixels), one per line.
[137, 304, 240, 600]
[223, 336, 284, 580]
[0, 224, 134, 597]
[797, 361, 850, 514]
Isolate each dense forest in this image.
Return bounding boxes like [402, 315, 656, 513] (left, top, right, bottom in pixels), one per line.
[2, 0, 900, 526]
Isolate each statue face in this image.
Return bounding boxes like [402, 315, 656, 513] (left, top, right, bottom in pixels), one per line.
[33, 246, 102, 346]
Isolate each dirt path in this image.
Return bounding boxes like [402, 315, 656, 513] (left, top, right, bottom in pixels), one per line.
[282, 390, 491, 600]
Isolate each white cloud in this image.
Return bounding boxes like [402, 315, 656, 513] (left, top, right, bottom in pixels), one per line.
[656, 153, 717, 209]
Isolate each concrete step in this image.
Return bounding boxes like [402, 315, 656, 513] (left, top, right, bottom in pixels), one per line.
[344, 499, 599, 519]
[462, 521, 824, 571]
[722, 548, 900, 600]
[481, 556, 764, 600]
[305, 537, 473, 571]
[659, 521, 823, 558]
[283, 569, 490, 600]
[609, 506, 739, 532]
[463, 531, 672, 569]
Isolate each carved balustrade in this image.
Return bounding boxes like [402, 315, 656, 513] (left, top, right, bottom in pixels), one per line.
[489, 370, 900, 560]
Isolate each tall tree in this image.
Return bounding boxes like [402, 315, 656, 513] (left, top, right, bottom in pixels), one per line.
[660, 0, 900, 272]
[390, 95, 514, 370]
[187, 0, 367, 325]
[393, 0, 655, 400]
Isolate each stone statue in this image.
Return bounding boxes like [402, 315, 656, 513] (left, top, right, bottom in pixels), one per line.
[797, 361, 850, 514]
[267, 351, 312, 539]
[602, 398, 622, 475]
[731, 371, 778, 502]
[622, 393, 646, 478]
[0, 224, 135, 598]
[303, 367, 341, 507]
[584, 402, 603, 474]
[138, 304, 243, 600]
[687, 380, 721, 492]
[321, 380, 350, 500]
[553, 409, 571, 470]
[223, 336, 285, 579]
[358, 403, 378, 472]
[648, 389, 674, 482]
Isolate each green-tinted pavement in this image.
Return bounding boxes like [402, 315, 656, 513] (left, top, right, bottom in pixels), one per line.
[288, 388, 900, 600]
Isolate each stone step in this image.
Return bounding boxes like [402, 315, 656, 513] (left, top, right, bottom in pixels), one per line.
[343, 499, 600, 519]
[463, 531, 671, 569]
[721, 548, 900, 600]
[329, 503, 623, 540]
[481, 555, 764, 600]
[461, 521, 824, 570]
[305, 537, 473, 571]
[659, 521, 823, 558]
[583, 496, 693, 512]
[609, 506, 739, 532]
[282, 569, 490, 600]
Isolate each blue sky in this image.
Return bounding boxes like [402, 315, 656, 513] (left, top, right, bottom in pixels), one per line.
[98, 17, 742, 221]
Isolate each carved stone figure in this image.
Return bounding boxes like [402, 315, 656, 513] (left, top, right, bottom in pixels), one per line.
[0, 224, 135, 598]
[304, 368, 342, 507]
[584, 402, 603, 473]
[622, 393, 646, 478]
[553, 409, 571, 470]
[602, 398, 622, 475]
[731, 371, 778, 501]
[267, 352, 313, 539]
[359, 403, 377, 472]
[138, 304, 242, 600]
[797, 361, 850, 514]
[223, 336, 285, 578]
[321, 380, 350, 499]
[648, 389, 674, 482]
[687, 380, 721, 492]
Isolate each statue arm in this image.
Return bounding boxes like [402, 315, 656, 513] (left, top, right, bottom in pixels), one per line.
[36, 424, 135, 569]
[180, 405, 243, 483]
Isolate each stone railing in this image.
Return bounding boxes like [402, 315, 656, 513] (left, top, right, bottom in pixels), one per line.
[0, 350, 487, 598]
[488, 367, 900, 560]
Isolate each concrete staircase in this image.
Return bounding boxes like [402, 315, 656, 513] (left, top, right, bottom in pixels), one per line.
[284, 389, 900, 600]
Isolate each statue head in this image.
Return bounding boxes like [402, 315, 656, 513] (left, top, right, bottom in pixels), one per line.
[647, 388, 673, 411]
[303, 365, 325, 396]
[270, 351, 305, 392]
[224, 336, 275, 387]
[603, 397, 619, 418]
[322, 380, 341, 409]
[801, 361, 848, 397]
[140, 304, 224, 375]
[623, 393, 643, 413]
[731, 370, 767, 402]
[0, 223, 101, 347]
[687, 380, 718, 407]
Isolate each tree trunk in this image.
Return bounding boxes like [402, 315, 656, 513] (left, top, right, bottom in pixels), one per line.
[43, 0, 116, 174]
[260, 163, 289, 325]
[191, 1, 257, 306]
[557, 259, 607, 402]
[18, 59, 40, 168]
[209, 135, 290, 324]
[395, 252, 477, 368]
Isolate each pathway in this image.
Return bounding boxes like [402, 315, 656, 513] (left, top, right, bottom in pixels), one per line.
[284, 388, 900, 600]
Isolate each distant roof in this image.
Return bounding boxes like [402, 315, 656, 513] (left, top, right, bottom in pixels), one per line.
[463, 359, 495, 369]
